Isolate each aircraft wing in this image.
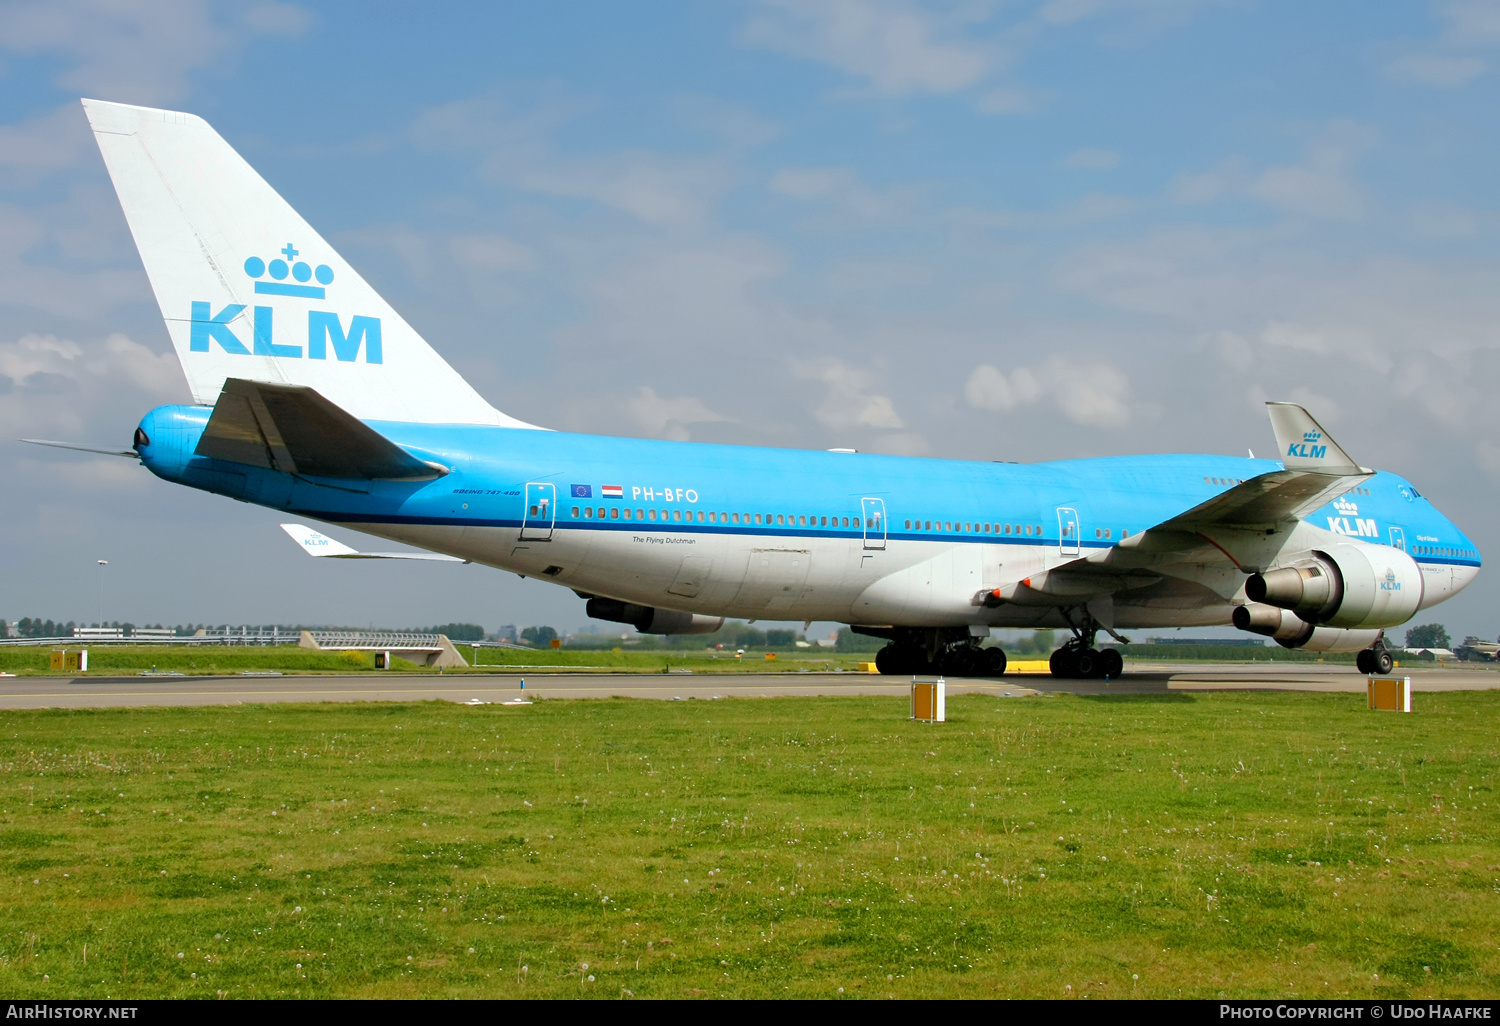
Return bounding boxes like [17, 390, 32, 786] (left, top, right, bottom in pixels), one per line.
[196, 378, 447, 480]
[1006, 403, 1371, 604]
[280, 523, 464, 561]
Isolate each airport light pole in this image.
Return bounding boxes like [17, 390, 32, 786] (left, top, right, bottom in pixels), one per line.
[97, 560, 107, 628]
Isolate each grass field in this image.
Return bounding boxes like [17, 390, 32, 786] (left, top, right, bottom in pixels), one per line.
[0, 690, 1495, 999]
[0, 645, 868, 676]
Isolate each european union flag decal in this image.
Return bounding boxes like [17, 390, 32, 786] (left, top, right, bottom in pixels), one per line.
[571, 484, 592, 498]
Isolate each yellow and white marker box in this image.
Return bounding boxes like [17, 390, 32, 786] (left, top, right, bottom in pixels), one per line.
[1367, 676, 1412, 712]
[48, 650, 88, 672]
[911, 676, 946, 723]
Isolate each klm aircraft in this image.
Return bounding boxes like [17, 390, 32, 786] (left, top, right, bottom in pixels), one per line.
[53, 99, 1481, 679]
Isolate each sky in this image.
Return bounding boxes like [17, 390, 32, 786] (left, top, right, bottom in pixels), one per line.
[2, 0, 1499, 642]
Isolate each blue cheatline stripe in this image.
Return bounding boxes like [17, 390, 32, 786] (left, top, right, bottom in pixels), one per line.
[255, 281, 325, 298]
[302, 508, 1058, 545]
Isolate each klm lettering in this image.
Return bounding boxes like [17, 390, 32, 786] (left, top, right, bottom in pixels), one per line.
[1328, 516, 1379, 537]
[188, 303, 382, 364]
[1288, 442, 1327, 459]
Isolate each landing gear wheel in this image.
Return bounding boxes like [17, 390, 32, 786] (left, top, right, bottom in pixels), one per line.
[875, 645, 911, 675]
[1050, 648, 1077, 678]
[980, 647, 1007, 677]
[1074, 648, 1099, 678]
[1099, 648, 1123, 679]
[1358, 647, 1393, 675]
[947, 647, 979, 677]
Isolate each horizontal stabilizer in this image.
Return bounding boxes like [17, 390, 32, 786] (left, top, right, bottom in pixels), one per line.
[196, 378, 446, 480]
[20, 438, 138, 458]
[280, 523, 463, 561]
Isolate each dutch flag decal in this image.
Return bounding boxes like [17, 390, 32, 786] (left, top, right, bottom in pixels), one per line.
[601, 485, 624, 498]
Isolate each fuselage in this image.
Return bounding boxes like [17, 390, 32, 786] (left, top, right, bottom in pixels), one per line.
[135, 404, 1480, 630]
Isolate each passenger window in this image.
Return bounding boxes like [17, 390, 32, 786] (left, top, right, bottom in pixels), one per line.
[584, 507, 593, 519]
[798, 515, 805, 526]
[904, 520, 911, 529]
[571, 506, 580, 518]
[776, 514, 784, 525]
[623, 508, 632, 520]
[844, 517, 850, 527]
[820, 516, 827, 526]
[696, 511, 704, 523]
[672, 510, 681, 522]
[1105, 528, 1112, 539]
[647, 509, 656, 521]
[597, 507, 606, 519]
[983, 523, 990, 533]
[529, 505, 538, 515]
[707, 511, 716, 523]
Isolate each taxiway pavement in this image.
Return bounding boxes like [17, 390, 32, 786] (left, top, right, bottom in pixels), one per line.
[0, 662, 1494, 710]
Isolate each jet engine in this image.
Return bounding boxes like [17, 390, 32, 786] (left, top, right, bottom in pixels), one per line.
[585, 597, 724, 635]
[1231, 603, 1382, 652]
[1243, 542, 1422, 629]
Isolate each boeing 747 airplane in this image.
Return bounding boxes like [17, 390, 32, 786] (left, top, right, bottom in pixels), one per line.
[54, 99, 1481, 679]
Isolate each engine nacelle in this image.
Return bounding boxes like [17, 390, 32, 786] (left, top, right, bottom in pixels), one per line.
[1244, 542, 1423, 629]
[1232, 604, 1382, 652]
[585, 597, 724, 635]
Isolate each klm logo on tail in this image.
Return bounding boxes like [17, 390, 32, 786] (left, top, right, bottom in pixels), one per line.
[1288, 430, 1326, 460]
[189, 243, 381, 363]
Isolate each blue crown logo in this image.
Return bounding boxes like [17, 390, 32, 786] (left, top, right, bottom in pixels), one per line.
[1303, 430, 1322, 443]
[243, 243, 334, 299]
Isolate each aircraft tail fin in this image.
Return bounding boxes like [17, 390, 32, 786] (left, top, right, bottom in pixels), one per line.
[82, 98, 535, 429]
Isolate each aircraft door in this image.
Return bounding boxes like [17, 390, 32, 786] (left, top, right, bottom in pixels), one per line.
[861, 497, 887, 551]
[1057, 507, 1080, 557]
[520, 482, 556, 541]
[1388, 525, 1406, 552]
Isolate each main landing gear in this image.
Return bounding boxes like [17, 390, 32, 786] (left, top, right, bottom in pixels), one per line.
[1355, 636, 1394, 675]
[869, 627, 1008, 678]
[1048, 613, 1125, 680]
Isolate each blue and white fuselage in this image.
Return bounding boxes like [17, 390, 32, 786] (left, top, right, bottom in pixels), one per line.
[134, 404, 1479, 631]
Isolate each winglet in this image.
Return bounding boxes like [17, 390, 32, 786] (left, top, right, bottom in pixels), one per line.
[281, 523, 359, 557]
[1265, 402, 1365, 475]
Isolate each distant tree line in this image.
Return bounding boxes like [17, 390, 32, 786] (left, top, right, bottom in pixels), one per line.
[412, 623, 486, 642]
[1404, 623, 1450, 649]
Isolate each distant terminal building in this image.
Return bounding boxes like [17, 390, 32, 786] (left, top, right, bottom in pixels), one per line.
[1145, 637, 1267, 646]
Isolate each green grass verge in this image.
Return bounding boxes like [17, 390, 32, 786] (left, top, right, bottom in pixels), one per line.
[0, 691, 1496, 998]
[0, 646, 413, 674]
[0, 645, 869, 676]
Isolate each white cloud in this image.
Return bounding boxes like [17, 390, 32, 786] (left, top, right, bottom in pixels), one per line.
[964, 360, 1132, 427]
[976, 88, 1033, 114]
[767, 166, 919, 224]
[1387, 51, 1486, 85]
[0, 0, 311, 106]
[964, 364, 1042, 411]
[0, 332, 183, 446]
[741, 0, 998, 95]
[412, 93, 736, 230]
[795, 357, 905, 430]
[1170, 122, 1378, 220]
[625, 387, 731, 441]
[448, 234, 534, 272]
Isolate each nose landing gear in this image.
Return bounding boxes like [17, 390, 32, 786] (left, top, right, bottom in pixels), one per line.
[1355, 636, 1394, 675]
